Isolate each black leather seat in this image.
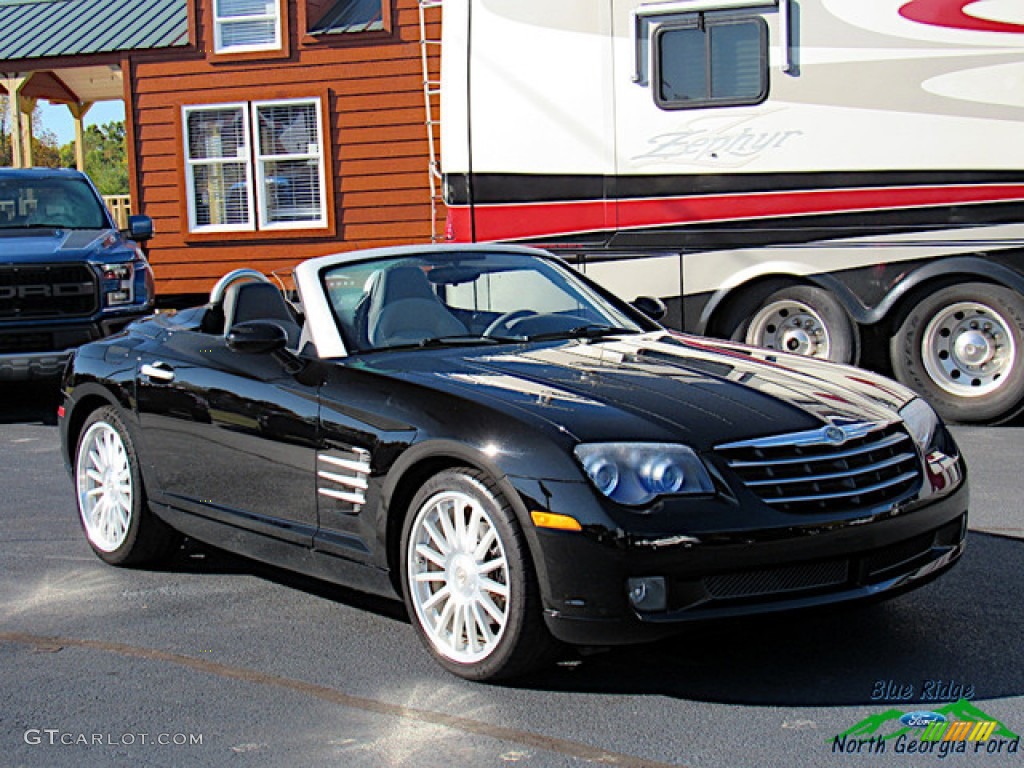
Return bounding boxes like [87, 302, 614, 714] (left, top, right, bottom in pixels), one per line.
[222, 281, 302, 348]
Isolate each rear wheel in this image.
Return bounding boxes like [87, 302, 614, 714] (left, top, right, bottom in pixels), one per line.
[74, 406, 179, 565]
[726, 285, 857, 363]
[400, 468, 554, 681]
[891, 283, 1024, 423]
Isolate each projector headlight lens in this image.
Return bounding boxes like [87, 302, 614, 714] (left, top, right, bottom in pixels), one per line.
[575, 443, 713, 506]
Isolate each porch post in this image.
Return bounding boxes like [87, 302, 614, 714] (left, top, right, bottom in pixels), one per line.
[68, 101, 94, 171]
[1, 73, 32, 168]
[20, 96, 37, 167]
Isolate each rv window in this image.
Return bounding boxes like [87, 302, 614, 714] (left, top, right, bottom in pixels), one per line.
[655, 16, 767, 110]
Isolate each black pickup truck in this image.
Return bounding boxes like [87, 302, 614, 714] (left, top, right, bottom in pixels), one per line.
[0, 168, 155, 379]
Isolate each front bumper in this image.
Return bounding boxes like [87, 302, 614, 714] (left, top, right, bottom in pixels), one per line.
[514, 471, 969, 647]
[0, 314, 143, 380]
[0, 349, 73, 379]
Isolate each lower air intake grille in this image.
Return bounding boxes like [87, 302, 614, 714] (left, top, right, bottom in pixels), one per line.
[704, 560, 850, 600]
[716, 421, 922, 514]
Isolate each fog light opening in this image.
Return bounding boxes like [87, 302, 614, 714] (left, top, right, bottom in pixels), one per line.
[627, 576, 667, 612]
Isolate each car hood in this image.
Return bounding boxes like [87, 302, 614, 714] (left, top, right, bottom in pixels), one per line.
[395, 332, 918, 449]
[0, 228, 124, 264]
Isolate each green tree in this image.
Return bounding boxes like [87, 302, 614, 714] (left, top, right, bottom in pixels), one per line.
[1, 95, 63, 168]
[31, 126, 61, 168]
[1, 95, 13, 166]
[60, 121, 128, 195]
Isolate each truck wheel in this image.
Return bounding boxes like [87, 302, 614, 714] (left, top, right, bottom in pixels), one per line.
[728, 285, 857, 363]
[891, 283, 1024, 424]
[74, 406, 180, 565]
[401, 468, 554, 681]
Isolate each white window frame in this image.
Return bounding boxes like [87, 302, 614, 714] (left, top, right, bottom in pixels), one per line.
[183, 98, 328, 234]
[213, 0, 282, 54]
[252, 98, 328, 231]
[182, 102, 255, 233]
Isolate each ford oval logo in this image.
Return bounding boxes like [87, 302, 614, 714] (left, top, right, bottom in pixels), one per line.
[899, 711, 947, 728]
[824, 426, 846, 445]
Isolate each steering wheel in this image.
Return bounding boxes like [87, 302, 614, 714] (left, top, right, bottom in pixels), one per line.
[484, 309, 538, 337]
[208, 268, 272, 306]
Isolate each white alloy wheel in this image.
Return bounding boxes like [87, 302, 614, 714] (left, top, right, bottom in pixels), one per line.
[406, 488, 511, 664]
[76, 420, 134, 553]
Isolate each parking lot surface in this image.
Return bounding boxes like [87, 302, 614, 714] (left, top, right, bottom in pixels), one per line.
[2, 382, 1021, 767]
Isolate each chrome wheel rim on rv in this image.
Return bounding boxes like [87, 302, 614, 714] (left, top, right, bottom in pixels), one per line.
[922, 301, 1017, 398]
[76, 420, 134, 553]
[407, 489, 511, 664]
[746, 300, 832, 359]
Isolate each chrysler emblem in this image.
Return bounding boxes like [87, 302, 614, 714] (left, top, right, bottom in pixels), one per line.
[824, 426, 847, 445]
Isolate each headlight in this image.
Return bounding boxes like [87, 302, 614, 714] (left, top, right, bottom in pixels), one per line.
[574, 443, 714, 506]
[101, 262, 135, 306]
[899, 398, 941, 453]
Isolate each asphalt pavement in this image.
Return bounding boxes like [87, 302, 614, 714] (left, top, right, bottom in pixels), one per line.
[1, 381, 1022, 768]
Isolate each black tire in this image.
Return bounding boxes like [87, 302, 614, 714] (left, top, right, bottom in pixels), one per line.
[73, 406, 180, 566]
[724, 284, 858, 364]
[400, 468, 555, 681]
[890, 283, 1024, 424]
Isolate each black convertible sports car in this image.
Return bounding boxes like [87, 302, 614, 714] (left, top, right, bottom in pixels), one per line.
[59, 244, 968, 680]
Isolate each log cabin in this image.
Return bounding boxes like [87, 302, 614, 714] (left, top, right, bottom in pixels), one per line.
[1, 0, 440, 300]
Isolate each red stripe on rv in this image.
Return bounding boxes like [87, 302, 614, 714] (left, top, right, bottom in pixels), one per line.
[899, 0, 1024, 34]
[446, 184, 1024, 243]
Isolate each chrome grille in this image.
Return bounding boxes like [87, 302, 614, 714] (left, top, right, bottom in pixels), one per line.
[716, 422, 921, 514]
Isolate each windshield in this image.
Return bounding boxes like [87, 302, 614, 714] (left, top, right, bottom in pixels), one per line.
[0, 178, 109, 230]
[322, 251, 648, 352]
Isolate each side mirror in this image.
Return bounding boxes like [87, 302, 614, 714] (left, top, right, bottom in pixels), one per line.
[127, 214, 154, 242]
[632, 296, 667, 321]
[227, 321, 288, 355]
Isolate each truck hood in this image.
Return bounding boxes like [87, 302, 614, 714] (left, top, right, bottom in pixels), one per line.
[0, 228, 124, 264]
[398, 331, 918, 449]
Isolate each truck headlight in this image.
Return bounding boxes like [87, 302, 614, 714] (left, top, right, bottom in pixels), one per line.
[574, 443, 714, 506]
[101, 262, 134, 306]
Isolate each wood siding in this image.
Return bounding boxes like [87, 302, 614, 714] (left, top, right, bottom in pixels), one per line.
[130, 0, 438, 295]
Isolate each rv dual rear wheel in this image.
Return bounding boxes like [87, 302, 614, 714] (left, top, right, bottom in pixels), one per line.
[891, 283, 1024, 424]
[727, 285, 857, 364]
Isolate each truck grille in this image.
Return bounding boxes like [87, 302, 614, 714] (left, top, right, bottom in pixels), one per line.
[716, 421, 921, 514]
[0, 264, 97, 319]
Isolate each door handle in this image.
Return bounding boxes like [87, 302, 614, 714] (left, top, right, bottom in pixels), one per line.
[140, 361, 175, 382]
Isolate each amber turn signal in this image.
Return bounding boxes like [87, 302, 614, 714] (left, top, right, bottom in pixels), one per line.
[530, 511, 582, 532]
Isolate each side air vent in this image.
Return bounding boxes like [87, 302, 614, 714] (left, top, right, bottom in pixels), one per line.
[317, 447, 371, 514]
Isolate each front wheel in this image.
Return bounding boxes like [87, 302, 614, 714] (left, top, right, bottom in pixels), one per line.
[891, 283, 1024, 424]
[74, 406, 180, 565]
[400, 468, 554, 681]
